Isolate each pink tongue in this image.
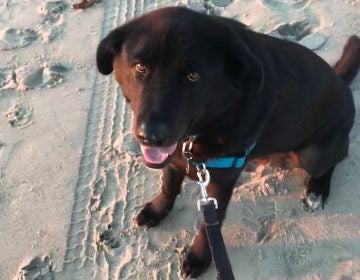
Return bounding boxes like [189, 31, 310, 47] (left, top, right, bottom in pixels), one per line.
[141, 143, 177, 164]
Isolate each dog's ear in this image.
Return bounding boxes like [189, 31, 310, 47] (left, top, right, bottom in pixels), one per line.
[225, 35, 265, 94]
[96, 27, 127, 75]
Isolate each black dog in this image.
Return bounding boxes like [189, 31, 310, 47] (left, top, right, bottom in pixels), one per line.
[96, 7, 360, 278]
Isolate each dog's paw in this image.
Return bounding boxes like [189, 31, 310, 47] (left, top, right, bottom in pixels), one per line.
[136, 202, 164, 227]
[180, 247, 212, 279]
[302, 191, 324, 213]
[135, 195, 173, 228]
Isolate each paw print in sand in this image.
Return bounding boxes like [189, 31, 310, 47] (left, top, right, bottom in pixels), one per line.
[0, 1, 69, 50]
[6, 105, 33, 128]
[12, 256, 53, 280]
[1, 63, 69, 92]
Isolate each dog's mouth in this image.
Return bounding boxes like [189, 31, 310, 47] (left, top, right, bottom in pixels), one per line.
[140, 143, 178, 168]
[138, 122, 194, 169]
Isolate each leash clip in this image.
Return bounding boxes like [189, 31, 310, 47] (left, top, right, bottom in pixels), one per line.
[196, 164, 218, 211]
[182, 137, 218, 210]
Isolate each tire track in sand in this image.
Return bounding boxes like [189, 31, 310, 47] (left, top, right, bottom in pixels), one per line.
[63, 0, 181, 279]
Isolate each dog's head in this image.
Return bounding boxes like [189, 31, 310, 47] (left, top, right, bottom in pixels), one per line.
[96, 7, 264, 168]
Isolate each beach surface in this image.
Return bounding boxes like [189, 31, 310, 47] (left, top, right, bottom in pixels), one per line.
[0, 0, 360, 279]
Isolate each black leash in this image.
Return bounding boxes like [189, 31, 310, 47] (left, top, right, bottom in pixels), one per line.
[201, 202, 235, 280]
[182, 138, 236, 279]
[194, 165, 235, 280]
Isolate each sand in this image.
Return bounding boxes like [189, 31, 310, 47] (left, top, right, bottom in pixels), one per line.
[0, 0, 359, 279]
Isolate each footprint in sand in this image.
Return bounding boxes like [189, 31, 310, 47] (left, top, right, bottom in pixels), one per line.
[270, 21, 328, 50]
[185, 0, 227, 15]
[0, 28, 38, 50]
[272, 20, 312, 41]
[13, 256, 53, 280]
[0, 67, 17, 90]
[0, 63, 69, 92]
[211, 0, 233, 8]
[36, 0, 69, 43]
[239, 200, 277, 243]
[15, 63, 69, 90]
[285, 240, 315, 267]
[262, 0, 311, 12]
[263, 0, 328, 50]
[97, 225, 121, 253]
[6, 105, 33, 128]
[0, 1, 68, 50]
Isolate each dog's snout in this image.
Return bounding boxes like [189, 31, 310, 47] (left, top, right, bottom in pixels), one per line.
[136, 122, 171, 146]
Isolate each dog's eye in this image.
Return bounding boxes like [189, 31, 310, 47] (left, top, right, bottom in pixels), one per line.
[187, 72, 201, 82]
[134, 63, 147, 74]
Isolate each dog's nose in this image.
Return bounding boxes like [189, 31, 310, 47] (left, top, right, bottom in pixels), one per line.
[136, 123, 170, 146]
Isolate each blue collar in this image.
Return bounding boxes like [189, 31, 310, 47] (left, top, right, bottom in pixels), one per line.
[192, 143, 256, 169]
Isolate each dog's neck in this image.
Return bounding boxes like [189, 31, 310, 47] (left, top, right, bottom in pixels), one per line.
[186, 93, 275, 160]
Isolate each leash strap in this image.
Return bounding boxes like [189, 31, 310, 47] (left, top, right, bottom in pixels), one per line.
[194, 166, 235, 279]
[182, 138, 256, 279]
[201, 203, 235, 280]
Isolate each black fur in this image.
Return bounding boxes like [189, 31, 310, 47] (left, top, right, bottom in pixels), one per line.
[97, 7, 360, 278]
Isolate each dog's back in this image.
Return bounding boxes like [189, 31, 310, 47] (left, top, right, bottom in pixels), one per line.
[334, 36, 360, 84]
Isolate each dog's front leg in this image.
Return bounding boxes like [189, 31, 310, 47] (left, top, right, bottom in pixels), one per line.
[181, 168, 241, 278]
[136, 164, 185, 227]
